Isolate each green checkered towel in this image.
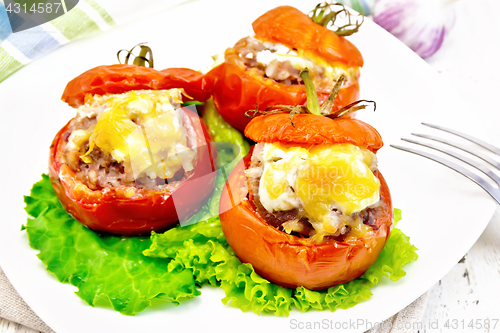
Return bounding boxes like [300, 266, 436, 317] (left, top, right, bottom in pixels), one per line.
[0, 0, 374, 84]
[0, 0, 200, 83]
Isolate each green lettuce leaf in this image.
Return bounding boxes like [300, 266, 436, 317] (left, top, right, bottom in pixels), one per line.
[24, 102, 417, 316]
[202, 98, 250, 160]
[143, 207, 418, 316]
[23, 103, 251, 316]
[24, 175, 200, 315]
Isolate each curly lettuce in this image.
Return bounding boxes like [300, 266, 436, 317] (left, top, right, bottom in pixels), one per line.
[24, 175, 200, 315]
[24, 102, 417, 316]
[143, 208, 418, 316]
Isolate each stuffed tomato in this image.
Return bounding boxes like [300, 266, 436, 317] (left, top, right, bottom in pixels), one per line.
[205, 5, 363, 131]
[219, 113, 392, 290]
[50, 64, 216, 236]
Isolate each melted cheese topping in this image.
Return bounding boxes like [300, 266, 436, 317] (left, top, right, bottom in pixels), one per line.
[259, 142, 380, 236]
[80, 89, 195, 180]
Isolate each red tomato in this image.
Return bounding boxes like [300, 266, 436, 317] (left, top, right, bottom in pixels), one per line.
[62, 65, 211, 108]
[205, 5, 363, 132]
[244, 113, 383, 152]
[252, 6, 363, 67]
[50, 64, 216, 236]
[219, 114, 392, 290]
[49, 109, 216, 236]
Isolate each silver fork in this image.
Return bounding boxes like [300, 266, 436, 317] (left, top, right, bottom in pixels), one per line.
[391, 123, 500, 205]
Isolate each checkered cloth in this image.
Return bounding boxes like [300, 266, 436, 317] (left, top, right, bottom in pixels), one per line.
[0, 0, 375, 83]
[0, 0, 194, 83]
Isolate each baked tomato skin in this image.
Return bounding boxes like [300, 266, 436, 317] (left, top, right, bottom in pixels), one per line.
[204, 5, 363, 132]
[49, 109, 217, 236]
[205, 62, 359, 133]
[62, 65, 211, 108]
[252, 6, 363, 67]
[245, 113, 383, 153]
[219, 115, 392, 290]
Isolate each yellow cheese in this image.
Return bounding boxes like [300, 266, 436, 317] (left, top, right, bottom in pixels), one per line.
[259, 142, 380, 237]
[81, 89, 195, 180]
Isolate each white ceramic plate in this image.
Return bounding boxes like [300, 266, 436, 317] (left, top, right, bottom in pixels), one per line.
[0, 0, 497, 332]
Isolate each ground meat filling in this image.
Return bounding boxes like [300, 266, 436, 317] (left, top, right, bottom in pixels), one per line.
[229, 36, 358, 92]
[61, 91, 197, 190]
[246, 144, 385, 241]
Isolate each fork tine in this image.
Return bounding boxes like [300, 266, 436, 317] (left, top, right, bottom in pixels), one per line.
[422, 123, 500, 156]
[411, 132, 500, 170]
[401, 137, 500, 184]
[391, 144, 500, 205]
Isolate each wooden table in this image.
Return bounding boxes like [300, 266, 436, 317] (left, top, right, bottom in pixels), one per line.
[421, 209, 500, 332]
[2, 0, 500, 332]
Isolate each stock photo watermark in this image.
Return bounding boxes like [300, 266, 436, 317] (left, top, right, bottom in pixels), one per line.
[4, 0, 78, 33]
[265, 162, 377, 199]
[289, 318, 500, 331]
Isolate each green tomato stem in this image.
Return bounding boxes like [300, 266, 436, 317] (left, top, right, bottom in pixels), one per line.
[133, 45, 154, 68]
[300, 69, 321, 116]
[117, 43, 154, 68]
